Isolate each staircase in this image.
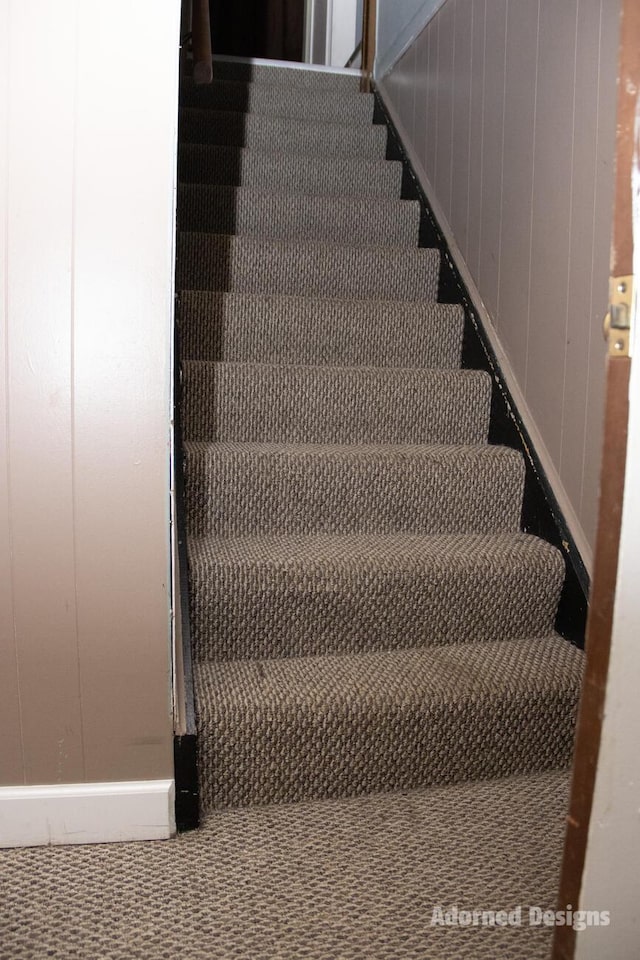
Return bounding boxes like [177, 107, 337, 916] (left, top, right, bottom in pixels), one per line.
[176, 57, 583, 920]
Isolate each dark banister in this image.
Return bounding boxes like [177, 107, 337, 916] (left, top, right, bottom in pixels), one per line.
[192, 0, 213, 84]
[360, 0, 376, 93]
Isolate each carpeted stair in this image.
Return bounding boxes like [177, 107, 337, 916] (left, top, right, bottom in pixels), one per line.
[176, 55, 582, 897]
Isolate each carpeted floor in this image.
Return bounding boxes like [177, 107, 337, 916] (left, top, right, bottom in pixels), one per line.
[0, 771, 568, 960]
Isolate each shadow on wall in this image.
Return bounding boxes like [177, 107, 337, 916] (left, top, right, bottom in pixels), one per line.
[209, 0, 304, 62]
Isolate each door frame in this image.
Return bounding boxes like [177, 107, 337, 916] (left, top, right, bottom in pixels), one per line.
[552, 1, 639, 955]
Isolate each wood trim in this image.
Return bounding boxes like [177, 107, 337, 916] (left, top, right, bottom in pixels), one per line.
[552, 357, 630, 960]
[192, 0, 213, 85]
[0, 780, 175, 847]
[552, 1, 638, 956]
[360, 0, 376, 93]
[610, 2, 639, 277]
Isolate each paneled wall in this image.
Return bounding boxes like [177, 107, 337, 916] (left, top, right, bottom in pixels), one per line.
[378, 0, 620, 563]
[0, 0, 180, 787]
[376, 0, 447, 76]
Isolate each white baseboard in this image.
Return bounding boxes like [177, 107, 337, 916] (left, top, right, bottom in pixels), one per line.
[376, 80, 593, 575]
[0, 779, 175, 848]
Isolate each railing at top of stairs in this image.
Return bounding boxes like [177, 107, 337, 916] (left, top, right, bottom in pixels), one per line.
[187, 0, 213, 85]
[184, 0, 376, 91]
[360, 0, 376, 93]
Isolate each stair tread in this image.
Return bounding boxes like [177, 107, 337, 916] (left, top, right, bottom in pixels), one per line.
[178, 182, 416, 208]
[178, 231, 432, 254]
[181, 359, 485, 377]
[177, 184, 421, 245]
[184, 438, 519, 456]
[181, 75, 367, 93]
[181, 74, 370, 93]
[184, 441, 525, 538]
[180, 77, 376, 122]
[176, 233, 440, 299]
[203, 60, 364, 88]
[188, 532, 564, 661]
[179, 108, 388, 158]
[181, 362, 491, 445]
[195, 635, 583, 808]
[179, 291, 463, 367]
[189, 529, 562, 565]
[177, 144, 404, 195]
[195, 633, 582, 701]
[180, 104, 376, 131]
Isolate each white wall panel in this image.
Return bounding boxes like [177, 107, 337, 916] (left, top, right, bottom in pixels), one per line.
[0, 0, 179, 792]
[379, 0, 620, 564]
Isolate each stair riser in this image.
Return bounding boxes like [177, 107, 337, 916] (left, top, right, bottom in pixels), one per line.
[184, 447, 524, 538]
[177, 187, 421, 246]
[186, 60, 363, 89]
[189, 548, 565, 661]
[178, 293, 464, 368]
[178, 146, 404, 196]
[176, 235, 440, 300]
[180, 81, 376, 123]
[181, 364, 490, 444]
[179, 110, 388, 159]
[197, 686, 580, 811]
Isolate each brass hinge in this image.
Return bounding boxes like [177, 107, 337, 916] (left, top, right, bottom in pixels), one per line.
[603, 275, 634, 357]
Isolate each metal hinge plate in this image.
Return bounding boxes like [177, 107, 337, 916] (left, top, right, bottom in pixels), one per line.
[603, 275, 634, 357]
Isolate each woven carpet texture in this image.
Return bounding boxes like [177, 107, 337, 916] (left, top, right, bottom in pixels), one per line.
[181, 76, 378, 121]
[178, 184, 422, 244]
[0, 771, 569, 960]
[178, 292, 465, 366]
[176, 233, 441, 298]
[188, 532, 565, 660]
[179, 108, 389, 155]
[197, 636, 582, 808]
[184, 443, 525, 538]
[175, 59, 584, 819]
[181, 364, 492, 443]
[178, 144, 405, 194]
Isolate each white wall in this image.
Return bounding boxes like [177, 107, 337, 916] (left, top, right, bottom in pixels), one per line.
[0, 0, 180, 842]
[377, 0, 619, 565]
[306, 0, 361, 66]
[574, 156, 640, 954]
[573, 356, 640, 948]
[328, 0, 360, 66]
[376, 0, 447, 77]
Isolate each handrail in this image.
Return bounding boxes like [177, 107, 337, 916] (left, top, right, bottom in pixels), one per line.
[360, 0, 376, 93]
[191, 0, 213, 84]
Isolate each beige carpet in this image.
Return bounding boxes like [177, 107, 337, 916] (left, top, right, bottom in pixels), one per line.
[175, 60, 583, 816]
[0, 770, 567, 960]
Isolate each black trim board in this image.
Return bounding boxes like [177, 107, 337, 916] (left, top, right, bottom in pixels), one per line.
[173, 299, 200, 832]
[174, 733, 199, 832]
[373, 88, 589, 649]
